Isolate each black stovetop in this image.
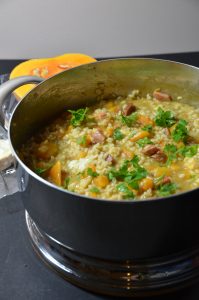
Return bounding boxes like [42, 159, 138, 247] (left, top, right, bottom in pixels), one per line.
[1, 52, 199, 300]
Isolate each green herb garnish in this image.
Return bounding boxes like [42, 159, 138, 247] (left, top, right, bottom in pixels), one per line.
[178, 145, 198, 157]
[142, 124, 153, 132]
[35, 164, 52, 175]
[124, 176, 139, 190]
[89, 187, 100, 193]
[117, 183, 135, 199]
[108, 169, 117, 181]
[164, 144, 178, 153]
[87, 168, 99, 177]
[131, 167, 148, 181]
[164, 143, 198, 165]
[171, 119, 188, 142]
[157, 182, 177, 197]
[63, 177, 70, 188]
[121, 112, 137, 127]
[154, 107, 176, 128]
[154, 174, 166, 185]
[108, 160, 128, 180]
[164, 144, 178, 165]
[130, 155, 140, 168]
[113, 128, 124, 140]
[68, 107, 88, 127]
[136, 137, 153, 148]
[108, 155, 147, 191]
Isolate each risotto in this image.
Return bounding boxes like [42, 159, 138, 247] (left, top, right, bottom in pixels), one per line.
[19, 89, 199, 200]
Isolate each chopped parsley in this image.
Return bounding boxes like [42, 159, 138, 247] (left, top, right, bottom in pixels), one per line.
[117, 183, 135, 199]
[154, 174, 165, 185]
[171, 119, 188, 142]
[136, 137, 153, 148]
[108, 155, 147, 193]
[35, 164, 52, 175]
[108, 160, 129, 180]
[87, 168, 99, 177]
[154, 107, 176, 128]
[124, 176, 139, 190]
[130, 167, 148, 181]
[157, 182, 177, 197]
[89, 187, 100, 193]
[164, 144, 178, 165]
[164, 143, 198, 165]
[142, 124, 153, 132]
[63, 177, 70, 188]
[130, 155, 140, 168]
[113, 128, 124, 140]
[164, 144, 178, 153]
[178, 145, 198, 157]
[68, 107, 88, 127]
[121, 112, 137, 127]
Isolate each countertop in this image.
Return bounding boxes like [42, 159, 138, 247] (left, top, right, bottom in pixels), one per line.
[1, 52, 199, 300]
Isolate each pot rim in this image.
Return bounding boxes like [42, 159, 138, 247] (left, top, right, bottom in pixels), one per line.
[8, 57, 199, 204]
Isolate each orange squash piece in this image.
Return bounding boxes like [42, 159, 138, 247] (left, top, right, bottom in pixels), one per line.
[49, 161, 61, 186]
[122, 146, 134, 159]
[138, 115, 154, 126]
[93, 175, 109, 188]
[130, 131, 150, 142]
[10, 53, 97, 100]
[140, 177, 154, 191]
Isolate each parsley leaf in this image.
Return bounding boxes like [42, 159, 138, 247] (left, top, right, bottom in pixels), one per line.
[107, 169, 117, 181]
[108, 160, 128, 180]
[164, 144, 178, 153]
[63, 177, 70, 188]
[164, 144, 178, 165]
[119, 160, 129, 173]
[87, 168, 99, 177]
[89, 187, 100, 193]
[113, 128, 124, 140]
[142, 124, 153, 132]
[154, 174, 166, 185]
[154, 107, 176, 128]
[131, 167, 148, 181]
[136, 137, 153, 148]
[68, 107, 88, 127]
[124, 178, 139, 190]
[117, 183, 135, 199]
[35, 164, 52, 175]
[171, 119, 188, 142]
[157, 182, 177, 197]
[163, 143, 198, 164]
[121, 112, 137, 127]
[178, 145, 198, 157]
[130, 155, 140, 168]
[108, 156, 147, 190]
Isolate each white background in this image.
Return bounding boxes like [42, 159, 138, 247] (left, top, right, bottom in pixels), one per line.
[0, 0, 199, 59]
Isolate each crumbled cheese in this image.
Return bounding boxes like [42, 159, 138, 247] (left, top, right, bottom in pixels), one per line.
[68, 157, 94, 173]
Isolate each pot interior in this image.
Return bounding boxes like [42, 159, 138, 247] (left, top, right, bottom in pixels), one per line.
[10, 58, 199, 149]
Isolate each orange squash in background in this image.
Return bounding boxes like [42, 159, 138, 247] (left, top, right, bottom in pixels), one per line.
[10, 53, 97, 100]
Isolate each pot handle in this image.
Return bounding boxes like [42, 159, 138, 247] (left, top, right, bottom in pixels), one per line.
[0, 75, 43, 199]
[0, 76, 43, 129]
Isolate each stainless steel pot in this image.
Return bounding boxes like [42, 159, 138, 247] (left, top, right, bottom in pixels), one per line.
[1, 58, 199, 297]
